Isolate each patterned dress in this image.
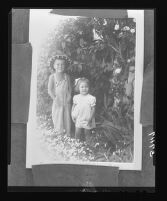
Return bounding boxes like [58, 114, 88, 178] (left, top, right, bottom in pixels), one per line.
[48, 73, 72, 135]
[71, 94, 96, 130]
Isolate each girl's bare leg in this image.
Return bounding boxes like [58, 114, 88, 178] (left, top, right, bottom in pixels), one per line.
[75, 127, 83, 141]
[84, 129, 91, 145]
[63, 104, 71, 137]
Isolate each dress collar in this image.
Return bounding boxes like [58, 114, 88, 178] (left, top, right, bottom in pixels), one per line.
[54, 73, 66, 86]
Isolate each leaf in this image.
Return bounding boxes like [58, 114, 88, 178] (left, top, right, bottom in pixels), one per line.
[80, 38, 85, 47]
[104, 128, 117, 145]
[78, 64, 82, 71]
[77, 48, 81, 54]
[106, 147, 112, 156]
[104, 94, 107, 109]
[66, 37, 71, 42]
[92, 54, 96, 62]
[100, 120, 124, 137]
[101, 58, 106, 68]
[122, 96, 129, 104]
[81, 54, 85, 60]
[106, 63, 113, 71]
[128, 71, 135, 83]
[125, 82, 132, 96]
[61, 41, 66, 49]
[73, 61, 79, 65]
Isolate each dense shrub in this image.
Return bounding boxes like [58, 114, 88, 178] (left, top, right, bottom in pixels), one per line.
[37, 16, 136, 155]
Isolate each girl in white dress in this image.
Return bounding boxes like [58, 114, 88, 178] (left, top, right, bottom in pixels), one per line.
[71, 78, 96, 142]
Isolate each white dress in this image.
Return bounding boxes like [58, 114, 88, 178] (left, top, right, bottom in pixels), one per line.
[72, 94, 96, 129]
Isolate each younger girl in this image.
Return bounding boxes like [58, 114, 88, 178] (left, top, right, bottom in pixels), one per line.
[71, 78, 96, 142]
[48, 54, 72, 136]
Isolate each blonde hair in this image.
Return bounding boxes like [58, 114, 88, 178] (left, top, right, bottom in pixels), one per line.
[75, 78, 90, 93]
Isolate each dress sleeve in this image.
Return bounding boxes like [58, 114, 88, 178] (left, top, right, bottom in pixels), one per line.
[90, 96, 96, 107]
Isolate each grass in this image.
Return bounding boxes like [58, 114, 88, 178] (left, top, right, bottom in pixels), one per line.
[36, 116, 133, 163]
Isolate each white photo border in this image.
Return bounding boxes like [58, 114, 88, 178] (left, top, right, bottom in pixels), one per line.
[26, 9, 144, 170]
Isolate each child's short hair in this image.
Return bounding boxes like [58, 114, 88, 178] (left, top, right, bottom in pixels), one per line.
[75, 77, 90, 93]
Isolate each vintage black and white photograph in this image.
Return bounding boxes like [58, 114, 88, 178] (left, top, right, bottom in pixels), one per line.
[9, 8, 155, 188]
[25, 9, 144, 171]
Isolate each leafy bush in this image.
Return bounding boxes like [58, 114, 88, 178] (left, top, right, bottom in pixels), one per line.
[37, 16, 136, 156]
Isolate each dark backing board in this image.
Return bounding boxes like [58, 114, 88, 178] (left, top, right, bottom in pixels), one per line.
[32, 164, 119, 187]
[8, 9, 155, 188]
[11, 43, 32, 123]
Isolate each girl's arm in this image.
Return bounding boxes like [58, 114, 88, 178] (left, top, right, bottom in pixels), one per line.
[88, 106, 95, 122]
[71, 103, 76, 122]
[71, 103, 76, 112]
[66, 74, 72, 102]
[48, 74, 55, 100]
[88, 96, 96, 125]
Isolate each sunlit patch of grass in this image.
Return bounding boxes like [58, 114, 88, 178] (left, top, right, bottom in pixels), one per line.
[38, 127, 95, 162]
[37, 116, 133, 163]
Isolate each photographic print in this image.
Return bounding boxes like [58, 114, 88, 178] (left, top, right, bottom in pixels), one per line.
[26, 9, 144, 170]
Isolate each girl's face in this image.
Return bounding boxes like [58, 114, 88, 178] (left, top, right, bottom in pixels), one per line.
[53, 59, 65, 73]
[79, 81, 89, 95]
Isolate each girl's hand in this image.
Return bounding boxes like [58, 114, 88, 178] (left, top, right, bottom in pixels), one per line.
[71, 114, 76, 123]
[72, 117, 76, 123]
[87, 119, 92, 127]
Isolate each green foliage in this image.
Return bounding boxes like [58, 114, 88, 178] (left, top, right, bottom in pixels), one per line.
[37, 16, 136, 155]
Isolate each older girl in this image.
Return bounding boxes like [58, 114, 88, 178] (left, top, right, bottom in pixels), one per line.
[71, 78, 96, 142]
[48, 54, 72, 136]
